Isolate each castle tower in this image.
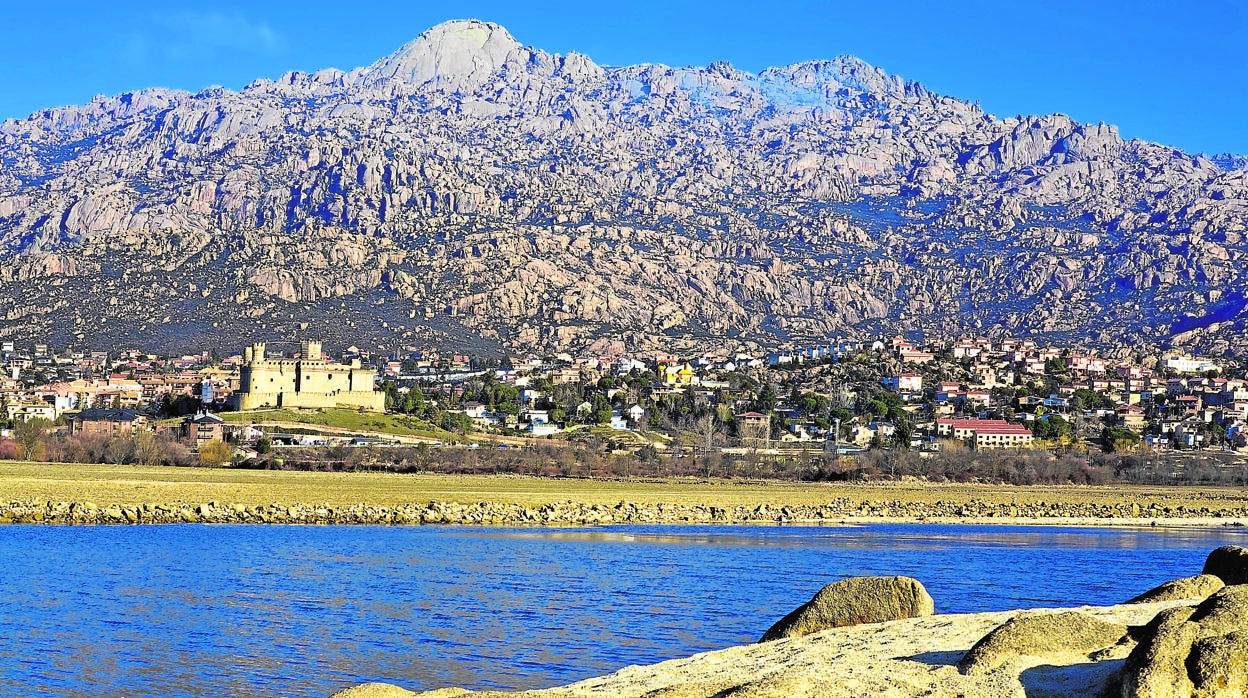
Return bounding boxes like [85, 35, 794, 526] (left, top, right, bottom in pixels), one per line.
[244, 342, 267, 363]
[301, 340, 323, 361]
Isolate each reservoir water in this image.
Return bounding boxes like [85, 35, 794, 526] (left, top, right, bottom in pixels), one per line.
[1, 523, 1244, 697]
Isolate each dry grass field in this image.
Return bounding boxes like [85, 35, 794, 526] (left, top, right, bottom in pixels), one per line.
[1, 460, 1247, 512]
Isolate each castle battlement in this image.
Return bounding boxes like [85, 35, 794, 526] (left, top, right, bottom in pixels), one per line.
[231, 341, 384, 412]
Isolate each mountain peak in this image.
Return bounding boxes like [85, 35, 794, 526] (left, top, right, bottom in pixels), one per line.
[357, 19, 523, 88]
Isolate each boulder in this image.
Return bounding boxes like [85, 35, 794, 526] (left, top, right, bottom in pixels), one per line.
[1126, 575, 1225, 604]
[759, 576, 933, 642]
[1188, 631, 1248, 697]
[1188, 584, 1248, 636]
[329, 684, 417, 698]
[1120, 585, 1248, 697]
[957, 611, 1126, 675]
[1120, 606, 1199, 698]
[1202, 545, 1248, 585]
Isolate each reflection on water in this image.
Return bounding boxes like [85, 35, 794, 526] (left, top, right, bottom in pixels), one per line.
[474, 525, 1248, 551]
[0, 523, 1243, 697]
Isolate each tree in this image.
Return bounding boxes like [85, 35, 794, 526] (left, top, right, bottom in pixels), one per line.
[1071, 389, 1111, 410]
[637, 443, 659, 464]
[695, 413, 721, 453]
[1102, 427, 1140, 453]
[255, 437, 272, 455]
[440, 411, 473, 435]
[1033, 415, 1072, 441]
[402, 389, 424, 414]
[591, 393, 613, 424]
[13, 418, 51, 460]
[891, 420, 913, 449]
[755, 384, 777, 413]
[132, 430, 162, 466]
[198, 439, 234, 467]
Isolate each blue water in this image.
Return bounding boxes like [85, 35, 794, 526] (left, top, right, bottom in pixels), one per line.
[0, 524, 1244, 697]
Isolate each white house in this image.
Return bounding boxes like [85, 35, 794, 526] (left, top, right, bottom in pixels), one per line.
[627, 404, 646, 423]
[523, 409, 550, 425]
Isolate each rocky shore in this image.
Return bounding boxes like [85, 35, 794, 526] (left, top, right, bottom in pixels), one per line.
[2, 497, 1247, 526]
[333, 546, 1248, 698]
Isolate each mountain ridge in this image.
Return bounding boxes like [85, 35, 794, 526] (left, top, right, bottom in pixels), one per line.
[0, 19, 1245, 357]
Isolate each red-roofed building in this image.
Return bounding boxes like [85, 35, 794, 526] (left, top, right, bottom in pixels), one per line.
[735, 411, 770, 443]
[936, 418, 1033, 449]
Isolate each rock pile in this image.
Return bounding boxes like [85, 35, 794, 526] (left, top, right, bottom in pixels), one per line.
[0, 497, 1243, 526]
[1118, 546, 1248, 697]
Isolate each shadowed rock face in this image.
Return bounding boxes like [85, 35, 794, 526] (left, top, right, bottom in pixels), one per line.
[1202, 545, 1248, 585]
[1, 19, 1246, 354]
[759, 575, 934, 641]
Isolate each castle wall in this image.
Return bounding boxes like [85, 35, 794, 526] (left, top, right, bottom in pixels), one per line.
[233, 343, 385, 412]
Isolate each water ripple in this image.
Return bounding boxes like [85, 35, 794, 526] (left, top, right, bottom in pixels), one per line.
[0, 523, 1242, 696]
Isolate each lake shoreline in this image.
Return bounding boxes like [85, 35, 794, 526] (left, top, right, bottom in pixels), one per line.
[5, 462, 1248, 527]
[366, 600, 1193, 698]
[338, 545, 1248, 698]
[2, 498, 1247, 527]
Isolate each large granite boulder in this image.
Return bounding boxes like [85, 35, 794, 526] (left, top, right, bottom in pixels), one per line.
[759, 576, 933, 642]
[1202, 545, 1248, 585]
[1126, 575, 1225, 604]
[958, 611, 1127, 675]
[1121, 585, 1248, 697]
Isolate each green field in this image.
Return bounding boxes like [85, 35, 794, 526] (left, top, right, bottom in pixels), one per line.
[2, 461, 1247, 511]
[220, 408, 459, 441]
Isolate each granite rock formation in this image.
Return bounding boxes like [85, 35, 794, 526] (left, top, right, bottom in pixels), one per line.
[2, 19, 1246, 354]
[759, 575, 934, 641]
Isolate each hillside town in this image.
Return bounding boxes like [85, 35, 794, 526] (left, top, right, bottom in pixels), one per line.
[0, 335, 1245, 473]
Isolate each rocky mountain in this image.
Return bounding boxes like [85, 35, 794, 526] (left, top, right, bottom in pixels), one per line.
[1, 19, 1246, 357]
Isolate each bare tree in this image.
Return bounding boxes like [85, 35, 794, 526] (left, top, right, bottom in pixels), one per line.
[695, 413, 721, 453]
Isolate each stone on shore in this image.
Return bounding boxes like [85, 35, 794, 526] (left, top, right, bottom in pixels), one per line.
[759, 575, 934, 642]
[1125, 575, 1225, 604]
[1121, 585, 1248, 697]
[1202, 545, 1248, 585]
[329, 683, 419, 698]
[957, 611, 1126, 675]
[1187, 631, 1248, 696]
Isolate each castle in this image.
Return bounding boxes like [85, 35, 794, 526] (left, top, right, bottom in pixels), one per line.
[232, 341, 385, 412]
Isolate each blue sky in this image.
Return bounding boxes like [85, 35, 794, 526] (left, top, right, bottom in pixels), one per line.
[4, 0, 1245, 154]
